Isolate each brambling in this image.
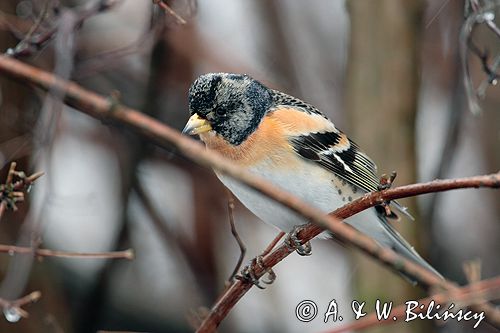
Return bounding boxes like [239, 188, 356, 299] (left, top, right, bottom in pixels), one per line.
[183, 73, 441, 281]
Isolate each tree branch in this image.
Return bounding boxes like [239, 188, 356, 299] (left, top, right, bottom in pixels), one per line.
[0, 55, 498, 330]
[5, 0, 122, 58]
[0, 290, 41, 321]
[0, 244, 134, 260]
[0, 162, 44, 222]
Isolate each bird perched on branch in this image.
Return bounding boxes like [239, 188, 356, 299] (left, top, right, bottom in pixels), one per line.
[183, 72, 441, 282]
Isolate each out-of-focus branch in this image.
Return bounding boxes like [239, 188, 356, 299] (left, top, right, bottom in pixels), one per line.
[4, 0, 122, 58]
[0, 162, 43, 222]
[153, 0, 187, 24]
[0, 55, 499, 330]
[0, 290, 41, 322]
[0, 244, 134, 260]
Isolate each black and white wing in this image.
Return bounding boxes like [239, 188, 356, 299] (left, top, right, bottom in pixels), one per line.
[290, 130, 380, 194]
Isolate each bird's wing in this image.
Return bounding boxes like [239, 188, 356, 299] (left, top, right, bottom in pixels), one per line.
[269, 90, 412, 219]
[270, 90, 380, 193]
[289, 129, 380, 194]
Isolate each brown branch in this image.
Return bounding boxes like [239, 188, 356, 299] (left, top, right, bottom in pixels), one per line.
[0, 55, 498, 330]
[153, 0, 187, 24]
[5, 0, 122, 58]
[0, 162, 44, 221]
[0, 290, 41, 321]
[326, 275, 500, 333]
[0, 244, 134, 260]
[17, 0, 51, 47]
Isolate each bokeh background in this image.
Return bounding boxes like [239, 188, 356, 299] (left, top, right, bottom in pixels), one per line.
[0, 1, 499, 332]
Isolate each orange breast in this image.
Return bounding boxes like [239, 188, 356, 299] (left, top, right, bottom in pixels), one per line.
[200, 114, 296, 168]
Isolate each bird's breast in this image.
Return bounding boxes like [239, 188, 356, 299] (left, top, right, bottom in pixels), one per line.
[199, 116, 299, 168]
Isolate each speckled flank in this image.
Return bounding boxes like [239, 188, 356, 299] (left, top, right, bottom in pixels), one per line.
[330, 175, 362, 204]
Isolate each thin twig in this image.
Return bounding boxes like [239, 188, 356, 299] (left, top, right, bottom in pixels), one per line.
[226, 191, 246, 283]
[0, 244, 134, 260]
[425, 0, 450, 29]
[0, 290, 41, 320]
[153, 0, 187, 24]
[5, 0, 122, 58]
[16, 0, 51, 48]
[0, 55, 499, 330]
[73, 4, 166, 79]
[0, 162, 44, 221]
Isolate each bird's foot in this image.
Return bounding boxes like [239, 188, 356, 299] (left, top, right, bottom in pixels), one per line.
[285, 225, 312, 256]
[378, 171, 397, 191]
[377, 171, 399, 218]
[235, 255, 276, 289]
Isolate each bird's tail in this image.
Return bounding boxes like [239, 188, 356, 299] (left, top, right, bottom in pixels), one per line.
[377, 215, 443, 284]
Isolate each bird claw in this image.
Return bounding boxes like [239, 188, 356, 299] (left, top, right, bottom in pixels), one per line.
[235, 256, 276, 289]
[285, 225, 312, 256]
[378, 171, 397, 191]
[377, 171, 399, 218]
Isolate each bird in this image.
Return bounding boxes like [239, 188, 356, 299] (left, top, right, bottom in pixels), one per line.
[182, 72, 441, 282]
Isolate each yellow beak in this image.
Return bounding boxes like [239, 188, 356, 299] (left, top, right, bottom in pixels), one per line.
[182, 114, 212, 135]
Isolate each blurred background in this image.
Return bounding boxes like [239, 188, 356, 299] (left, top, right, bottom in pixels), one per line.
[0, 0, 499, 332]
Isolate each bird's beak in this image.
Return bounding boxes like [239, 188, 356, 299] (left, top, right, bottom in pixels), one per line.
[182, 114, 212, 135]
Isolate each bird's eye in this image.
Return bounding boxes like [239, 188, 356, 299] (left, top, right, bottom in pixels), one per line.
[215, 107, 226, 116]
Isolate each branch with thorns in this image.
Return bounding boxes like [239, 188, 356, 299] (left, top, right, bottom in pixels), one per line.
[0, 162, 43, 221]
[0, 55, 499, 331]
[0, 290, 41, 322]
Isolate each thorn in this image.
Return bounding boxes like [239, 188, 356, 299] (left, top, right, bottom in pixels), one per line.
[124, 248, 135, 260]
[27, 172, 44, 183]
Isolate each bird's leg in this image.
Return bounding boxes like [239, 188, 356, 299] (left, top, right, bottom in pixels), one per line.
[378, 171, 397, 191]
[377, 171, 398, 217]
[285, 224, 312, 256]
[236, 256, 276, 289]
[255, 256, 276, 285]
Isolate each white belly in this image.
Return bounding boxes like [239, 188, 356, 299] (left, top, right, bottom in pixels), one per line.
[215, 159, 389, 244]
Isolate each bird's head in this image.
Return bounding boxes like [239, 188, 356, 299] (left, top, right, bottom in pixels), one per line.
[183, 73, 273, 145]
